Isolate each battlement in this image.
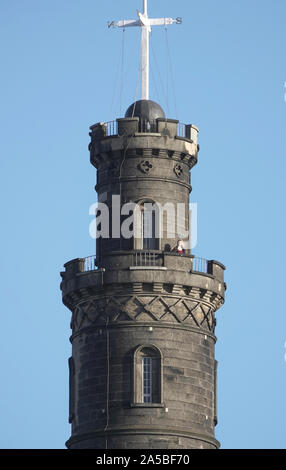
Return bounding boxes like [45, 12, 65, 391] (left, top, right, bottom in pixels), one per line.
[60, 252, 226, 324]
[89, 118, 199, 142]
[89, 118, 199, 171]
[62, 252, 225, 280]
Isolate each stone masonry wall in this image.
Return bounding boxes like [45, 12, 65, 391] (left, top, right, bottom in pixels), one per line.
[67, 323, 219, 449]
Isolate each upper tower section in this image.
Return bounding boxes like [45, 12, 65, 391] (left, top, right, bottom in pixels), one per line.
[89, 1, 198, 266]
[89, 101, 199, 264]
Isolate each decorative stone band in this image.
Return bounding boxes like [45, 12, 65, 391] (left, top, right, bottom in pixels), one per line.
[69, 291, 224, 336]
[95, 175, 192, 193]
[65, 426, 220, 449]
[90, 133, 198, 171]
[93, 148, 197, 168]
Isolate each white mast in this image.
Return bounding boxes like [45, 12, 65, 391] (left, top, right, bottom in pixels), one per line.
[109, 0, 182, 101]
[141, 0, 150, 100]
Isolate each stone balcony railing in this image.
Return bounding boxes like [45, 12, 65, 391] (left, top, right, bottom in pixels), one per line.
[62, 251, 225, 283]
[89, 118, 199, 144]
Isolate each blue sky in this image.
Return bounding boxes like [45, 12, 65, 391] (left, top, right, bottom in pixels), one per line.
[0, 0, 285, 449]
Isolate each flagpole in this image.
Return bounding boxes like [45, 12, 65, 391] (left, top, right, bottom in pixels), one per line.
[109, 0, 182, 102]
[141, 22, 149, 100]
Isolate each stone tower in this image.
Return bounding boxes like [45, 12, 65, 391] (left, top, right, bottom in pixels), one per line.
[60, 1, 226, 450]
[60, 98, 226, 449]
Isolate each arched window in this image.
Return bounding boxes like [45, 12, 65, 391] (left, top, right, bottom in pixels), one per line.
[133, 345, 163, 404]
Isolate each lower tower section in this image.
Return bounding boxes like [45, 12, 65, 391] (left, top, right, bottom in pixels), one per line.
[61, 255, 225, 449]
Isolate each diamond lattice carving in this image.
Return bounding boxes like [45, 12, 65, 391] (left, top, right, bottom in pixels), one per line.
[71, 294, 217, 334]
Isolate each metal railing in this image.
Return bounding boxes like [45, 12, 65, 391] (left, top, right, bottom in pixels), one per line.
[133, 250, 163, 267]
[137, 119, 157, 133]
[177, 122, 187, 138]
[84, 255, 97, 271]
[81, 253, 210, 273]
[101, 120, 189, 137]
[104, 120, 118, 136]
[192, 256, 208, 274]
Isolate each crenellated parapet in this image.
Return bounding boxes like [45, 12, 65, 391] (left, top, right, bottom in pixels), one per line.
[60, 253, 225, 338]
[89, 118, 199, 174]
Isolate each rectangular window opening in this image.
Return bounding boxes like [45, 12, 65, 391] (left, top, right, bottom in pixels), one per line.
[142, 210, 158, 250]
[142, 357, 152, 403]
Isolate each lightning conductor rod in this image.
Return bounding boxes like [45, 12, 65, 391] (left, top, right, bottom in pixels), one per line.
[108, 0, 182, 101]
